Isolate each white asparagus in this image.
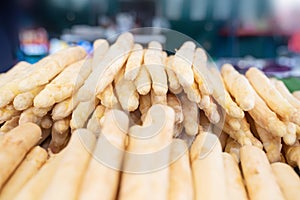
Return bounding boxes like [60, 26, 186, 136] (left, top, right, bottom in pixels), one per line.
[40, 114, 53, 129]
[192, 48, 213, 95]
[51, 91, 80, 120]
[34, 59, 92, 108]
[183, 80, 201, 103]
[190, 132, 228, 200]
[222, 153, 248, 200]
[125, 43, 144, 80]
[0, 63, 35, 107]
[86, 105, 105, 133]
[199, 96, 220, 124]
[222, 64, 255, 111]
[78, 110, 129, 200]
[248, 92, 287, 137]
[272, 79, 300, 110]
[0, 104, 20, 122]
[167, 93, 184, 124]
[165, 56, 181, 93]
[240, 145, 284, 200]
[271, 162, 300, 200]
[134, 65, 152, 95]
[225, 137, 241, 163]
[78, 33, 134, 101]
[0, 116, 19, 133]
[246, 67, 300, 125]
[13, 85, 44, 111]
[210, 67, 244, 119]
[70, 98, 99, 130]
[168, 139, 193, 200]
[150, 89, 167, 105]
[41, 129, 96, 200]
[19, 107, 42, 125]
[0, 123, 41, 188]
[0, 61, 31, 87]
[0, 146, 47, 200]
[92, 39, 109, 70]
[144, 41, 168, 95]
[180, 94, 198, 136]
[255, 122, 281, 163]
[14, 150, 65, 200]
[97, 83, 118, 108]
[114, 68, 139, 111]
[139, 93, 151, 122]
[119, 105, 175, 200]
[172, 41, 195, 88]
[18, 46, 87, 93]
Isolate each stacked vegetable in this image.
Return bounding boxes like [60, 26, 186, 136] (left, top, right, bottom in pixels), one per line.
[0, 32, 300, 200]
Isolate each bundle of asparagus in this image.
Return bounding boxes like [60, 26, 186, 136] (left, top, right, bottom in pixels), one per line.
[0, 32, 300, 199]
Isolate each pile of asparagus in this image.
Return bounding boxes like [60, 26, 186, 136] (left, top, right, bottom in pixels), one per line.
[0, 32, 300, 199]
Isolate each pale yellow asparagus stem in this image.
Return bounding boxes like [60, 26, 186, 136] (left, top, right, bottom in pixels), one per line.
[0, 62, 34, 107]
[139, 93, 151, 122]
[134, 65, 152, 95]
[144, 41, 168, 95]
[0, 116, 19, 133]
[87, 105, 105, 133]
[246, 67, 300, 125]
[283, 141, 300, 168]
[180, 94, 198, 136]
[34, 59, 92, 108]
[0, 104, 20, 122]
[0, 123, 41, 188]
[165, 56, 181, 93]
[0, 146, 47, 200]
[92, 39, 109, 70]
[183, 80, 201, 103]
[150, 89, 167, 105]
[40, 114, 53, 129]
[190, 132, 229, 200]
[240, 145, 285, 200]
[221, 64, 255, 111]
[78, 110, 129, 200]
[240, 117, 263, 149]
[248, 91, 287, 137]
[51, 91, 80, 120]
[210, 67, 244, 119]
[31, 106, 52, 118]
[19, 107, 42, 125]
[225, 116, 241, 131]
[124, 43, 144, 80]
[192, 48, 213, 95]
[172, 41, 195, 88]
[70, 98, 99, 130]
[18, 46, 87, 93]
[114, 68, 139, 111]
[41, 129, 96, 200]
[0, 61, 31, 87]
[225, 137, 241, 163]
[14, 147, 66, 200]
[78, 33, 133, 101]
[119, 105, 174, 200]
[13, 85, 44, 111]
[222, 153, 248, 200]
[271, 162, 300, 200]
[255, 122, 282, 163]
[199, 96, 220, 124]
[168, 139, 193, 200]
[97, 83, 118, 108]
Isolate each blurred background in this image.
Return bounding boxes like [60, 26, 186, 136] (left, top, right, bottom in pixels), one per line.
[1, 0, 300, 89]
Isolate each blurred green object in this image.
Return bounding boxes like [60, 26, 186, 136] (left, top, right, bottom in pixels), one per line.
[281, 77, 300, 93]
